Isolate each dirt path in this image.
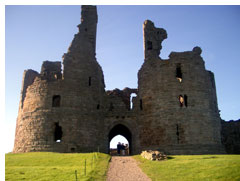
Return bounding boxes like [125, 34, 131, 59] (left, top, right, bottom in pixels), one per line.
[106, 156, 151, 181]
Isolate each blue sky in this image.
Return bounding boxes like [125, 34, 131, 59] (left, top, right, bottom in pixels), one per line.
[4, 5, 240, 153]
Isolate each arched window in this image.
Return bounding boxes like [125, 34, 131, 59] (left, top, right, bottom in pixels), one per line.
[52, 95, 61, 107]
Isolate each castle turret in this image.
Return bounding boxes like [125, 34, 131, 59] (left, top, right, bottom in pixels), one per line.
[13, 6, 106, 153]
[138, 20, 225, 154]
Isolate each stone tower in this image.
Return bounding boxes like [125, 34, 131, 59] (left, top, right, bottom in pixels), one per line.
[13, 6, 225, 154]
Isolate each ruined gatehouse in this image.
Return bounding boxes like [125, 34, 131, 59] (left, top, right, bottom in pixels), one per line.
[13, 5, 226, 154]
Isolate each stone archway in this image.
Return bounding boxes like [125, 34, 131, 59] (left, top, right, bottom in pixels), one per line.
[108, 124, 132, 155]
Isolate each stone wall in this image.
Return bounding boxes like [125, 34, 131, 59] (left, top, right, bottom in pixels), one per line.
[13, 5, 226, 155]
[221, 119, 240, 154]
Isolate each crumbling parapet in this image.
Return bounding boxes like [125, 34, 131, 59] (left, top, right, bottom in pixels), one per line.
[143, 20, 167, 60]
[106, 88, 138, 110]
[40, 61, 62, 80]
[78, 5, 98, 53]
[19, 69, 39, 109]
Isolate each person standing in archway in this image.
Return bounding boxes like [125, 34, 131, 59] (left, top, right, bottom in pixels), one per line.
[121, 143, 125, 156]
[125, 144, 129, 155]
[117, 142, 121, 155]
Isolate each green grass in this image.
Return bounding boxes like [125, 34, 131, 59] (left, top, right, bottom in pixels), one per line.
[133, 155, 240, 181]
[6, 152, 110, 181]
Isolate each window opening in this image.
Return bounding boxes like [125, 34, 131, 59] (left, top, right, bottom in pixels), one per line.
[54, 122, 63, 142]
[130, 93, 137, 110]
[176, 64, 182, 82]
[140, 99, 143, 110]
[184, 95, 188, 107]
[147, 41, 153, 50]
[89, 77, 92, 86]
[176, 124, 180, 144]
[97, 104, 100, 110]
[179, 95, 184, 107]
[52, 95, 61, 107]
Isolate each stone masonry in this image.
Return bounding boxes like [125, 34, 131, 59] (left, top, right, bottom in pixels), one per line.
[13, 5, 226, 154]
[221, 119, 240, 154]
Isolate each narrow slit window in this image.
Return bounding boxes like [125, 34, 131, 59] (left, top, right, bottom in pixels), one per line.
[54, 122, 63, 142]
[97, 104, 100, 110]
[147, 41, 153, 50]
[184, 95, 188, 107]
[176, 64, 182, 82]
[176, 124, 180, 144]
[89, 77, 92, 86]
[179, 95, 184, 107]
[52, 95, 61, 107]
[140, 99, 143, 110]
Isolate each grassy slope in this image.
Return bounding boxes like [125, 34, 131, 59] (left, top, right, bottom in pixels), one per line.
[6, 152, 110, 181]
[133, 155, 240, 181]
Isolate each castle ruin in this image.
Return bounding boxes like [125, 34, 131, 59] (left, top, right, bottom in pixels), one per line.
[13, 5, 226, 154]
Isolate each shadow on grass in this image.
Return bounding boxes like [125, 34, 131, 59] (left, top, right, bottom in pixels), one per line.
[202, 156, 217, 159]
[167, 156, 175, 160]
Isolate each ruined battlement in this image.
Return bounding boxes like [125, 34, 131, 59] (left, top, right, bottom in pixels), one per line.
[14, 6, 226, 154]
[143, 20, 167, 60]
[41, 61, 62, 80]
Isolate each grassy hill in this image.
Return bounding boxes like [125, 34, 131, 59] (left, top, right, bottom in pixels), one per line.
[5, 152, 110, 181]
[133, 155, 240, 181]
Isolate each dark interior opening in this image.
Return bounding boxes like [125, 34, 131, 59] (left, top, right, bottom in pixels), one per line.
[147, 40, 153, 50]
[140, 99, 143, 110]
[176, 124, 180, 144]
[89, 77, 92, 86]
[176, 64, 182, 82]
[54, 122, 63, 142]
[52, 95, 61, 107]
[97, 104, 100, 109]
[184, 95, 188, 107]
[108, 124, 132, 155]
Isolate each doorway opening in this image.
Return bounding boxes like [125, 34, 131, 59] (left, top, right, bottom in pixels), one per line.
[110, 135, 129, 156]
[108, 124, 132, 155]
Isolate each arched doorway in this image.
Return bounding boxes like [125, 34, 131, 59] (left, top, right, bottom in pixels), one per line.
[108, 124, 132, 155]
